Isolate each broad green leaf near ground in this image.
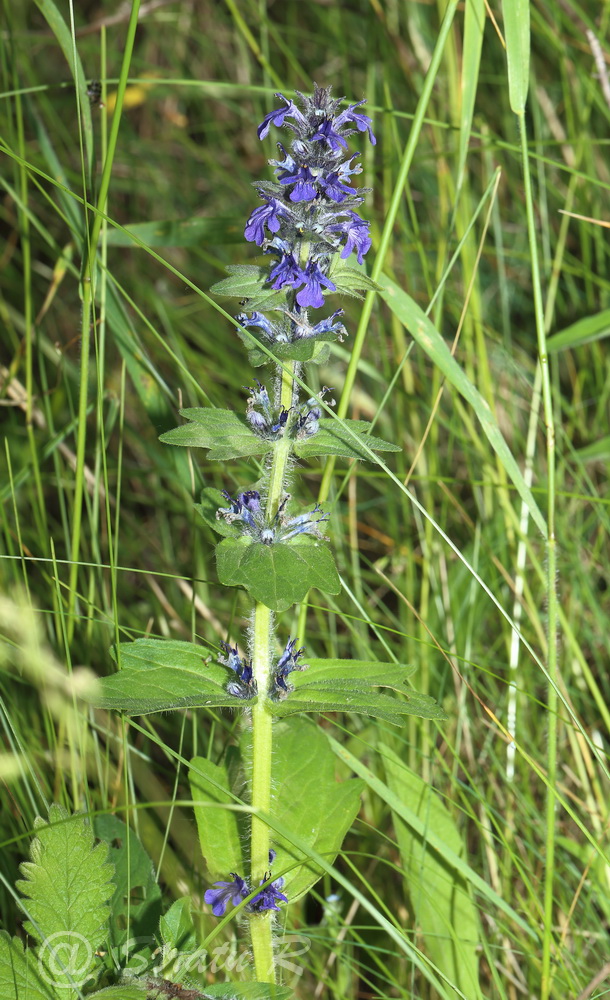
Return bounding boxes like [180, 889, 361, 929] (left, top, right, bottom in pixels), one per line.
[381, 744, 483, 998]
[251, 717, 363, 901]
[0, 933, 58, 1000]
[15, 805, 114, 995]
[189, 756, 244, 878]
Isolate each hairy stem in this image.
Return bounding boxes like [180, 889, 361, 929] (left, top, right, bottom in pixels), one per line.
[249, 358, 296, 981]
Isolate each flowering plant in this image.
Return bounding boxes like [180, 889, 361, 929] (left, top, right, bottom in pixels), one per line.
[96, 87, 445, 991]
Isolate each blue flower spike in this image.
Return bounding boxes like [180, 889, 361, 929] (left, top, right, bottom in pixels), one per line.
[239, 85, 375, 345]
[219, 640, 257, 699]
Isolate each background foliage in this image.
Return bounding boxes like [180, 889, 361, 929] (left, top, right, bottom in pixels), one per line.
[1, 0, 609, 997]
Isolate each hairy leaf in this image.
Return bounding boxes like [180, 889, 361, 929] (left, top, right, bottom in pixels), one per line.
[211, 266, 287, 311]
[256, 717, 362, 901]
[95, 639, 251, 715]
[270, 658, 445, 723]
[381, 744, 483, 998]
[239, 332, 332, 368]
[0, 932, 59, 1000]
[15, 805, 114, 994]
[159, 409, 272, 460]
[295, 419, 400, 461]
[189, 757, 244, 878]
[328, 257, 381, 298]
[215, 535, 340, 611]
[93, 815, 161, 947]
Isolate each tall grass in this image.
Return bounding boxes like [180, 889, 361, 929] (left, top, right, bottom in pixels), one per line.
[1, 1, 609, 997]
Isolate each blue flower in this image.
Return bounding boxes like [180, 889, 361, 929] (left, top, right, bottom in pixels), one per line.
[269, 252, 302, 291]
[278, 164, 318, 202]
[274, 638, 309, 694]
[204, 873, 249, 917]
[257, 94, 306, 140]
[295, 261, 336, 309]
[249, 876, 288, 913]
[311, 117, 348, 152]
[236, 311, 277, 340]
[244, 198, 286, 246]
[329, 210, 372, 265]
[219, 640, 257, 699]
[216, 489, 261, 530]
[334, 101, 377, 145]
[317, 170, 356, 203]
[279, 502, 329, 541]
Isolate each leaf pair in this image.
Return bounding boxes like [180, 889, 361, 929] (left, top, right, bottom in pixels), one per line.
[95, 638, 446, 725]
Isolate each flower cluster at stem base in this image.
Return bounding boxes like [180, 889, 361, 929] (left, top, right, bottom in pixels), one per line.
[204, 851, 287, 917]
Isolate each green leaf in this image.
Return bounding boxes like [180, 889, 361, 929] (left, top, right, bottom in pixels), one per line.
[502, 0, 530, 114]
[93, 815, 161, 946]
[95, 638, 252, 715]
[216, 535, 340, 611]
[104, 216, 243, 248]
[195, 488, 242, 538]
[547, 308, 610, 352]
[15, 805, 114, 993]
[295, 419, 400, 461]
[87, 988, 145, 999]
[381, 744, 483, 999]
[271, 676, 446, 724]
[189, 757, 244, 878]
[328, 257, 381, 298]
[211, 266, 287, 310]
[457, 0, 486, 195]
[0, 932, 59, 1000]
[32, 0, 93, 183]
[158, 896, 198, 953]
[378, 272, 547, 537]
[159, 409, 272, 460]
[239, 332, 331, 369]
[252, 717, 363, 900]
[328, 736, 537, 941]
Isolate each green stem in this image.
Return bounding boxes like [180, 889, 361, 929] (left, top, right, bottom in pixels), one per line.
[68, 0, 141, 638]
[519, 117, 558, 999]
[249, 601, 275, 982]
[248, 358, 296, 982]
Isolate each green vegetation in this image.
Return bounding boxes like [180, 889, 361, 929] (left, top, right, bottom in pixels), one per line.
[1, 1, 609, 997]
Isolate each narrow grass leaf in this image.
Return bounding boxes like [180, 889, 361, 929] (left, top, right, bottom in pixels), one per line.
[32, 0, 93, 180]
[382, 744, 483, 998]
[457, 0, 486, 194]
[547, 308, 610, 352]
[379, 273, 547, 536]
[501, 0, 530, 113]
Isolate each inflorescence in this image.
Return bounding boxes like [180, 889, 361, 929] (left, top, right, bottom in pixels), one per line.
[219, 637, 309, 701]
[216, 490, 329, 544]
[239, 86, 376, 343]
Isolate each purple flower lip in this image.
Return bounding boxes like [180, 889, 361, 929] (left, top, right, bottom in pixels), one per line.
[205, 855, 287, 916]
